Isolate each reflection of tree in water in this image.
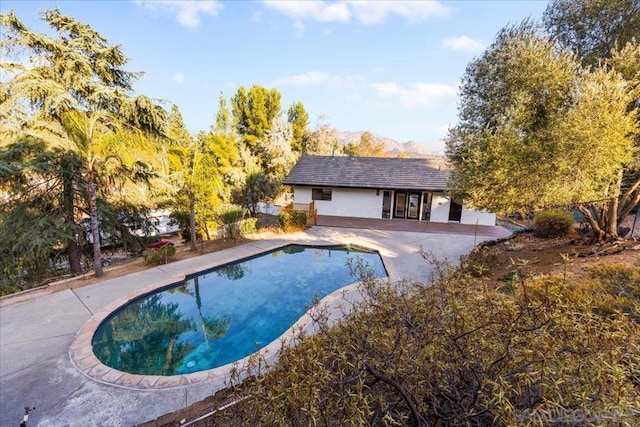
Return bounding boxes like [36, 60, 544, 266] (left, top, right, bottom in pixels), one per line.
[93, 294, 196, 375]
[282, 245, 305, 255]
[194, 276, 230, 345]
[215, 264, 247, 281]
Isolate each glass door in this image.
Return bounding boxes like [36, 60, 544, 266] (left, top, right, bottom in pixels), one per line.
[394, 192, 406, 218]
[421, 193, 432, 221]
[382, 191, 392, 219]
[407, 193, 420, 219]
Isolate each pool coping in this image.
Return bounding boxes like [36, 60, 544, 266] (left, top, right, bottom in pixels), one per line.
[69, 241, 397, 390]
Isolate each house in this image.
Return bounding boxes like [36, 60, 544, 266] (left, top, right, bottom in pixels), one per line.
[283, 156, 496, 226]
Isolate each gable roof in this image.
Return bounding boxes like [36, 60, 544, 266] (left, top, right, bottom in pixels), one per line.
[283, 156, 450, 191]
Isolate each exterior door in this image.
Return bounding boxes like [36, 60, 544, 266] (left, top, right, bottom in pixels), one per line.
[394, 192, 406, 218]
[421, 193, 432, 221]
[382, 191, 392, 219]
[448, 200, 463, 222]
[407, 193, 420, 219]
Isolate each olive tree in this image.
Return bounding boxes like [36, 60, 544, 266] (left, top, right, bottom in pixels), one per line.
[446, 22, 637, 240]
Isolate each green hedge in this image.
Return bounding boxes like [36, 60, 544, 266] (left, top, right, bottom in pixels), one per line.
[239, 218, 258, 235]
[533, 209, 574, 238]
[142, 245, 176, 265]
[278, 211, 307, 232]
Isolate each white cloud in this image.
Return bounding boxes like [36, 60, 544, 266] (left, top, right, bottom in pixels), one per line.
[137, 1, 223, 28]
[173, 72, 185, 83]
[345, 93, 362, 101]
[262, 0, 349, 28]
[349, 1, 451, 24]
[442, 35, 484, 53]
[274, 71, 363, 89]
[262, 1, 449, 27]
[371, 81, 456, 108]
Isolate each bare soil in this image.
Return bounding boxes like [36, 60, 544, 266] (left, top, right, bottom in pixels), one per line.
[138, 230, 640, 427]
[468, 231, 640, 288]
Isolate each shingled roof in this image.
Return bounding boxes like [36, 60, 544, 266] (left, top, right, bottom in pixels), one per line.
[283, 156, 450, 191]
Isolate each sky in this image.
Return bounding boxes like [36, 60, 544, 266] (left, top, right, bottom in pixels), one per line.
[1, 0, 551, 153]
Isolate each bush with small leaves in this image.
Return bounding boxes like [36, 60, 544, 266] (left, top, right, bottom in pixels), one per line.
[217, 206, 247, 240]
[142, 245, 176, 265]
[239, 218, 258, 235]
[210, 255, 639, 426]
[277, 211, 306, 232]
[533, 209, 574, 238]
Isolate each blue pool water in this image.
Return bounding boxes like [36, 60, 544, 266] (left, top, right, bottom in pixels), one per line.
[92, 244, 387, 376]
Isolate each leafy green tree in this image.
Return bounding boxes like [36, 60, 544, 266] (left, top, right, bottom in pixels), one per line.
[256, 117, 297, 181]
[544, 0, 640, 236]
[0, 141, 82, 288]
[543, 0, 640, 66]
[242, 168, 278, 217]
[231, 85, 282, 158]
[303, 115, 338, 155]
[355, 131, 387, 157]
[1, 9, 166, 277]
[214, 91, 233, 134]
[287, 101, 309, 153]
[165, 106, 240, 248]
[446, 22, 637, 240]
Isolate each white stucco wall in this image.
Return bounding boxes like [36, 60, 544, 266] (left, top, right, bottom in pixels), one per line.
[294, 187, 383, 218]
[461, 206, 496, 226]
[430, 193, 451, 223]
[293, 187, 496, 225]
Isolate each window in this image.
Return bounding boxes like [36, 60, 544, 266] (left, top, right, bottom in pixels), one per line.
[312, 188, 332, 201]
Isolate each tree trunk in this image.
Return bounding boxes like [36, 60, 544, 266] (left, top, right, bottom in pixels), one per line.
[605, 170, 623, 239]
[64, 171, 82, 274]
[617, 173, 640, 221]
[189, 194, 197, 251]
[88, 176, 104, 277]
[577, 204, 606, 242]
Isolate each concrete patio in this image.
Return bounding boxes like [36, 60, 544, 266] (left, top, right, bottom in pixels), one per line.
[0, 223, 510, 426]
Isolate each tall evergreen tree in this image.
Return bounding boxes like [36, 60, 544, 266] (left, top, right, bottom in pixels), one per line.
[230, 85, 281, 158]
[214, 91, 233, 134]
[1, 9, 166, 277]
[287, 101, 309, 153]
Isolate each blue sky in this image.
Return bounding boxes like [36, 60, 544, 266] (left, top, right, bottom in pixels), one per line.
[2, 1, 550, 153]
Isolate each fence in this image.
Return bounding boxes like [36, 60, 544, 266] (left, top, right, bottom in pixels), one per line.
[281, 201, 318, 226]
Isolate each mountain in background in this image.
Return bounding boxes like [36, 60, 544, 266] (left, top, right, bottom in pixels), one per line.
[334, 130, 448, 167]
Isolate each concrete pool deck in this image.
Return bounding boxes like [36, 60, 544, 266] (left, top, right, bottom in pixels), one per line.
[0, 224, 510, 426]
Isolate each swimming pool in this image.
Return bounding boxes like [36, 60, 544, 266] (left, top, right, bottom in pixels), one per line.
[91, 244, 387, 376]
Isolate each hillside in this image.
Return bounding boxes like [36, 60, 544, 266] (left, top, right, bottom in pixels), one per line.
[334, 130, 445, 160]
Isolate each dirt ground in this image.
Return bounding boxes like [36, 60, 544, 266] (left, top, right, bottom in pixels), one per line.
[467, 231, 640, 288]
[137, 229, 640, 427]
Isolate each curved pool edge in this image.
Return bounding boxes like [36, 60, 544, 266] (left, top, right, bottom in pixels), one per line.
[69, 242, 396, 390]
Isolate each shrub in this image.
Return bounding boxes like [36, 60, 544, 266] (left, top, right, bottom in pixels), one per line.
[217, 205, 247, 240]
[213, 261, 640, 426]
[587, 262, 640, 319]
[533, 209, 574, 238]
[142, 245, 176, 265]
[277, 211, 307, 232]
[239, 218, 258, 235]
